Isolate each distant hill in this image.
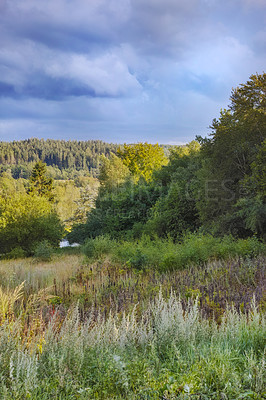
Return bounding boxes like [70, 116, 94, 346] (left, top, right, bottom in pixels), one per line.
[0, 138, 119, 178]
[0, 138, 174, 179]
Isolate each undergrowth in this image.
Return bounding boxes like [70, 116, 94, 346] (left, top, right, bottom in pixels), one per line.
[0, 289, 265, 399]
[82, 233, 265, 271]
[0, 234, 264, 399]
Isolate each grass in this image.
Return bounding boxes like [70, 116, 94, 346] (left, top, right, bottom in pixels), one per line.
[0, 234, 265, 399]
[0, 288, 265, 399]
[0, 253, 81, 292]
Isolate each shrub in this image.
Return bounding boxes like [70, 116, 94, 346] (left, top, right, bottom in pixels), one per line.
[82, 235, 115, 259]
[127, 249, 148, 270]
[33, 240, 53, 262]
[0, 193, 63, 256]
[112, 240, 136, 263]
[5, 247, 26, 260]
[81, 233, 265, 271]
[160, 234, 265, 271]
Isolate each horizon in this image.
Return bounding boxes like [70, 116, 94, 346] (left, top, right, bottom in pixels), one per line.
[0, 136, 188, 146]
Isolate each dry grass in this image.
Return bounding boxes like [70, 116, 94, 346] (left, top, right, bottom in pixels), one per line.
[0, 253, 265, 322]
[0, 254, 82, 291]
[0, 252, 265, 398]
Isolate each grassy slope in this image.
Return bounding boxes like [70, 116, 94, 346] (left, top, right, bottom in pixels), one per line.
[0, 251, 265, 399]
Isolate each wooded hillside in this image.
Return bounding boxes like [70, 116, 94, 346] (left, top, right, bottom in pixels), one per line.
[0, 138, 118, 177]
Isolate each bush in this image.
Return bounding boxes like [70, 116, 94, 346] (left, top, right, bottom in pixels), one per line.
[33, 240, 53, 262]
[81, 233, 265, 271]
[0, 193, 64, 256]
[127, 249, 148, 270]
[5, 247, 26, 260]
[82, 235, 115, 259]
[112, 241, 136, 263]
[160, 234, 265, 271]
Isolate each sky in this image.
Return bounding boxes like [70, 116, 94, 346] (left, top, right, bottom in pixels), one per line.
[0, 0, 265, 144]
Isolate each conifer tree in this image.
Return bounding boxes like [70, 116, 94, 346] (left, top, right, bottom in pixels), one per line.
[28, 161, 54, 201]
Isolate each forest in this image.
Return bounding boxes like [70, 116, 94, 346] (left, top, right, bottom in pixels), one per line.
[0, 139, 118, 178]
[0, 73, 265, 399]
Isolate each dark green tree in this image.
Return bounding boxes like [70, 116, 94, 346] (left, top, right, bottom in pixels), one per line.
[196, 72, 266, 236]
[147, 141, 201, 238]
[28, 161, 54, 201]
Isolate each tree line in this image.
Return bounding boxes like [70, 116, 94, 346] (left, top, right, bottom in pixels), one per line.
[69, 73, 266, 243]
[0, 161, 99, 257]
[0, 138, 119, 178]
[0, 72, 265, 258]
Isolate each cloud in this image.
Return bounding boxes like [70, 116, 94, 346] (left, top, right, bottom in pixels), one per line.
[0, 39, 141, 99]
[0, 0, 265, 143]
[45, 52, 141, 97]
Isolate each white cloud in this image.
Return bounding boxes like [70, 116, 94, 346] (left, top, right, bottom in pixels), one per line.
[0, 39, 142, 97]
[45, 52, 141, 96]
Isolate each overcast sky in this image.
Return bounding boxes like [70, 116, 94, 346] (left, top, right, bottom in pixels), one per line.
[0, 0, 265, 144]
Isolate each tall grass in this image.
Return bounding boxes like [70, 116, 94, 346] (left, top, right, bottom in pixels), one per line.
[0, 290, 265, 399]
[0, 237, 264, 398]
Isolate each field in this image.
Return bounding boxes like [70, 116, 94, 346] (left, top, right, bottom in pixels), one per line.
[0, 238, 265, 399]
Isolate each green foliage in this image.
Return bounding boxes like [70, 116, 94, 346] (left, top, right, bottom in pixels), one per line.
[28, 161, 54, 201]
[0, 138, 119, 177]
[33, 240, 53, 262]
[5, 247, 26, 259]
[161, 234, 265, 271]
[148, 141, 201, 238]
[0, 193, 63, 257]
[81, 233, 265, 271]
[99, 153, 130, 190]
[82, 235, 115, 259]
[235, 196, 266, 237]
[0, 173, 27, 198]
[76, 140, 201, 243]
[117, 142, 168, 182]
[53, 180, 81, 226]
[58, 176, 99, 230]
[71, 180, 163, 241]
[196, 73, 266, 234]
[249, 139, 266, 199]
[68, 145, 168, 242]
[127, 248, 148, 269]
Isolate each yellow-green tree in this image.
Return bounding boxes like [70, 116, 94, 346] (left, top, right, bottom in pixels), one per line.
[117, 142, 167, 182]
[0, 193, 63, 256]
[99, 154, 130, 190]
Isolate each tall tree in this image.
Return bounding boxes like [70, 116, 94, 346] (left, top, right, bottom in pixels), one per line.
[117, 142, 167, 182]
[196, 72, 266, 235]
[148, 141, 201, 238]
[28, 161, 54, 201]
[0, 193, 63, 256]
[99, 154, 130, 191]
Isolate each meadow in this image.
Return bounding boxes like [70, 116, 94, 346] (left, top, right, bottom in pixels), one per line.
[0, 74, 265, 399]
[0, 235, 265, 399]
